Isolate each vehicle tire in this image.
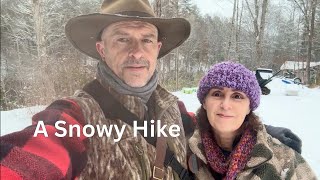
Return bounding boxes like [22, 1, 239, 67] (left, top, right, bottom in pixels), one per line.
[261, 87, 271, 95]
[294, 78, 302, 84]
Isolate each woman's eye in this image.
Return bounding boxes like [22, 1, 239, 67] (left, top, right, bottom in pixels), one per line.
[233, 93, 244, 99]
[212, 91, 222, 97]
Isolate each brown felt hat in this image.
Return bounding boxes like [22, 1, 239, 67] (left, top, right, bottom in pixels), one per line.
[65, 0, 191, 59]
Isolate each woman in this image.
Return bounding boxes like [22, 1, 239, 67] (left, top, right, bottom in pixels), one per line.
[188, 62, 316, 180]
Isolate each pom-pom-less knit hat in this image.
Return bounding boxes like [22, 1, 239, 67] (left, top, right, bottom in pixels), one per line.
[197, 61, 261, 111]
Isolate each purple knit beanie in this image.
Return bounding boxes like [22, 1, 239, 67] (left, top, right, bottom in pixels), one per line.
[197, 61, 261, 110]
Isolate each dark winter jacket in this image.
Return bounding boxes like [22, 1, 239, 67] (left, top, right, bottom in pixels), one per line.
[188, 124, 317, 180]
[0, 80, 188, 180]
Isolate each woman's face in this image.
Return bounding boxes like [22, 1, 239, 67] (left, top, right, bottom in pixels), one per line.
[203, 87, 251, 135]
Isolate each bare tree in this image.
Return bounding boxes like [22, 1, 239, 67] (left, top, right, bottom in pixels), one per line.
[245, 0, 269, 67]
[226, 0, 238, 59]
[290, 0, 318, 85]
[236, 0, 245, 63]
[0, 0, 99, 109]
[154, 0, 162, 17]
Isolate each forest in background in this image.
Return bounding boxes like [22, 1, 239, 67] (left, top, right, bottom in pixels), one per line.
[1, 0, 319, 110]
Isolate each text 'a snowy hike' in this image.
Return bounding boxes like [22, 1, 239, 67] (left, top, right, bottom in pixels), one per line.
[33, 120, 181, 142]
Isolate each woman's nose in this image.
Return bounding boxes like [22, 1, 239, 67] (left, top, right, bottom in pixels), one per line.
[220, 98, 232, 110]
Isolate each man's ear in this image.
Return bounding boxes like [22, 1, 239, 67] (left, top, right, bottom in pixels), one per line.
[157, 41, 162, 52]
[96, 42, 105, 59]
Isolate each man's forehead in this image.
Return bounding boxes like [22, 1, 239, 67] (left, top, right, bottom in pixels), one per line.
[106, 21, 158, 31]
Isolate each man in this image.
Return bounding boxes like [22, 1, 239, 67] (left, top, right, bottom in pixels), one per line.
[1, 0, 191, 179]
[0, 0, 301, 179]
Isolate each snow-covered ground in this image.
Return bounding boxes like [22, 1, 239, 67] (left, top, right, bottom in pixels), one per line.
[1, 77, 319, 177]
[1, 106, 45, 136]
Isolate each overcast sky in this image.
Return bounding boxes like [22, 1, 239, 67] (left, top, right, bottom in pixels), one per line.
[191, 0, 234, 17]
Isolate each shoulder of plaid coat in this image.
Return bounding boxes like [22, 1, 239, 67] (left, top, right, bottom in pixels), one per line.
[0, 98, 88, 180]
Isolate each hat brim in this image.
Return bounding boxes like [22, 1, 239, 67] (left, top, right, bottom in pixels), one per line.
[65, 13, 191, 59]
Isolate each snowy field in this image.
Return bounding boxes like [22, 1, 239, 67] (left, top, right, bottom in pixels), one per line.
[1, 77, 320, 177]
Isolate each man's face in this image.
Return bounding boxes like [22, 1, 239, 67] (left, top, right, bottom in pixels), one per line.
[96, 21, 162, 87]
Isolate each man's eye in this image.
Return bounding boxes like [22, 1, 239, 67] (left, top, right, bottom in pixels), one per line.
[117, 38, 129, 42]
[142, 39, 152, 43]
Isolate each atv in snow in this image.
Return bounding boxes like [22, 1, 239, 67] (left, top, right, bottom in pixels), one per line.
[284, 71, 302, 85]
[255, 68, 281, 95]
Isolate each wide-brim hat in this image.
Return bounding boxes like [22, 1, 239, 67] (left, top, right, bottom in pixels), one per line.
[65, 0, 191, 59]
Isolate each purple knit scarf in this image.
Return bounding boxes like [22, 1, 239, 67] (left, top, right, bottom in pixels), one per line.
[201, 127, 257, 180]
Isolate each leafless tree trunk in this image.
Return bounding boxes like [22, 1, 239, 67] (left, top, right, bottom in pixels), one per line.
[292, 0, 318, 85]
[154, 0, 162, 17]
[226, 0, 237, 59]
[308, 0, 317, 84]
[175, 48, 179, 90]
[153, 0, 163, 84]
[236, 0, 244, 62]
[33, 0, 46, 63]
[32, 0, 56, 102]
[174, 0, 179, 90]
[245, 0, 269, 67]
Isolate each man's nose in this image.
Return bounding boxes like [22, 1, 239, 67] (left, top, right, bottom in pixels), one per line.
[128, 40, 143, 59]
